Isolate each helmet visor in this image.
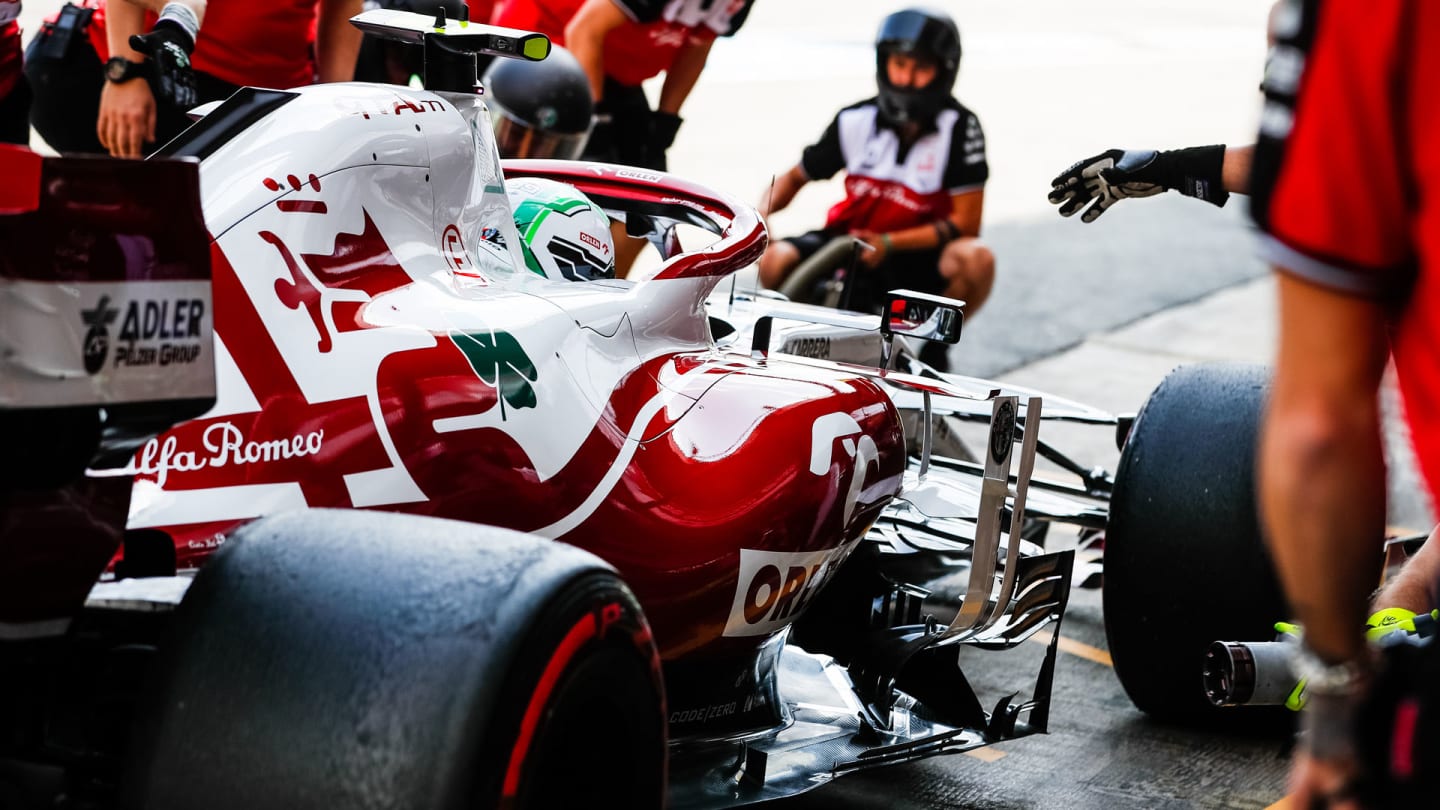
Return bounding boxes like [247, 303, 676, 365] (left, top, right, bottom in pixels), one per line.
[491, 106, 591, 161]
[877, 13, 933, 52]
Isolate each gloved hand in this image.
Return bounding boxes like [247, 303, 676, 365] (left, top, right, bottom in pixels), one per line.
[1048, 145, 1230, 223]
[130, 23, 197, 112]
[642, 111, 682, 172]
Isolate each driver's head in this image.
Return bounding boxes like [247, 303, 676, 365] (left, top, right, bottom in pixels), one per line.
[506, 178, 615, 281]
[483, 46, 595, 160]
[874, 7, 961, 126]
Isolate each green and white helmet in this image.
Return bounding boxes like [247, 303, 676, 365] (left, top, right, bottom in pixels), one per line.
[506, 178, 615, 282]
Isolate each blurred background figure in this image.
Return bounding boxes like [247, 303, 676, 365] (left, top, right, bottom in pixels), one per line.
[25, 0, 361, 157]
[488, 0, 754, 276]
[756, 7, 991, 372]
[482, 44, 593, 159]
[0, 0, 26, 143]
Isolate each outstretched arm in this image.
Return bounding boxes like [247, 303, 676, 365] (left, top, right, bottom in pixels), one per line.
[1048, 144, 1252, 223]
[757, 164, 808, 219]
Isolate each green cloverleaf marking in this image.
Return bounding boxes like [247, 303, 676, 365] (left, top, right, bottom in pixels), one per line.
[450, 329, 538, 420]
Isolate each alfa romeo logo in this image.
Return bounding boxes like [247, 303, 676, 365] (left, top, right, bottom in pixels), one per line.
[80, 295, 119, 375]
[990, 399, 1016, 465]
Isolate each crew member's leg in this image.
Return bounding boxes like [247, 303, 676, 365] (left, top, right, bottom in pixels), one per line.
[25, 14, 105, 154]
[938, 236, 996, 317]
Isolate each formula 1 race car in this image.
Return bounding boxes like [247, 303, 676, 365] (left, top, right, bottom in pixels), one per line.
[0, 12, 1277, 810]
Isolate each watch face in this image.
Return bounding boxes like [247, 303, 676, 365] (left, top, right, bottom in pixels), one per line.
[106, 57, 138, 83]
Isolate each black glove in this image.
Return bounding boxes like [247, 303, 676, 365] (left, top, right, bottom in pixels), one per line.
[130, 24, 197, 111]
[641, 111, 682, 172]
[1048, 145, 1230, 223]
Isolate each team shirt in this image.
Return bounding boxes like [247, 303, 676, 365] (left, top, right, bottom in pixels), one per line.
[1250, 0, 1440, 501]
[0, 1, 20, 100]
[800, 97, 987, 235]
[491, 0, 751, 87]
[84, 0, 321, 90]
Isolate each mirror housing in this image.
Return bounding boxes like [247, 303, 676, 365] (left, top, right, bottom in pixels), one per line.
[881, 289, 965, 345]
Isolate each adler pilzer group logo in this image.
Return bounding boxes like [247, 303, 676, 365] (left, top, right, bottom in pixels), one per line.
[80, 295, 120, 375]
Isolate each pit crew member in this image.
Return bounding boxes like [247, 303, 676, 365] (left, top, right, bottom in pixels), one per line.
[756, 7, 993, 372]
[0, 0, 26, 144]
[26, 0, 362, 157]
[1249, 0, 1440, 806]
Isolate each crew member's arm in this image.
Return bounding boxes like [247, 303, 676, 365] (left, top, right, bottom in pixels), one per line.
[1221, 144, 1253, 195]
[640, 34, 714, 170]
[119, 0, 204, 21]
[98, 0, 156, 158]
[1260, 275, 1390, 666]
[564, 0, 628, 102]
[856, 189, 981, 269]
[1049, 144, 1247, 223]
[656, 35, 711, 116]
[316, 0, 364, 82]
[757, 164, 808, 219]
[1372, 525, 1440, 615]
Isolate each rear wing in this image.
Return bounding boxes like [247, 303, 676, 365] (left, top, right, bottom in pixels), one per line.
[0, 145, 215, 424]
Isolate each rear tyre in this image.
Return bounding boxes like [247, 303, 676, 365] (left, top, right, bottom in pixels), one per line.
[123, 509, 665, 810]
[1103, 363, 1288, 725]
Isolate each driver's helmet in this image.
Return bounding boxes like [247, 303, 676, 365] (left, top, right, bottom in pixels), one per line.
[506, 177, 615, 281]
[874, 7, 961, 126]
[482, 46, 595, 160]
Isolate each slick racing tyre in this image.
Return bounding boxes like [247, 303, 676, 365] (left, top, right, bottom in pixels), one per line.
[123, 509, 665, 810]
[1103, 363, 1287, 724]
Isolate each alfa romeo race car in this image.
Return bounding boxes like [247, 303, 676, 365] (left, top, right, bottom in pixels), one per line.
[0, 11, 1284, 809]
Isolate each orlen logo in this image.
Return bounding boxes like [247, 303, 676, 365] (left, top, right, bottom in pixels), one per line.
[579, 230, 610, 255]
[722, 542, 857, 638]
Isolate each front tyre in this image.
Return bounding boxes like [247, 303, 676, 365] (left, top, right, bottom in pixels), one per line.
[1103, 363, 1287, 724]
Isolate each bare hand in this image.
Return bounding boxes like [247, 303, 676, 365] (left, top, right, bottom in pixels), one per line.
[97, 79, 157, 159]
[852, 230, 887, 269]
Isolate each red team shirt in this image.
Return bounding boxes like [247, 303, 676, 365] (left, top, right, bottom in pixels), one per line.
[491, 0, 751, 87]
[800, 97, 988, 236]
[0, 1, 20, 100]
[83, 0, 321, 90]
[1251, 0, 1440, 501]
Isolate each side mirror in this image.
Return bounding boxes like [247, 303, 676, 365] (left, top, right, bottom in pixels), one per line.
[881, 289, 964, 345]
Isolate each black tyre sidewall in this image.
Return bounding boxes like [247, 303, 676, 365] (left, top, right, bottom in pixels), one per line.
[1103, 363, 1288, 723]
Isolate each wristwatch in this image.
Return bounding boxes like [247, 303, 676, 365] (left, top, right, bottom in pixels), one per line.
[104, 56, 149, 84]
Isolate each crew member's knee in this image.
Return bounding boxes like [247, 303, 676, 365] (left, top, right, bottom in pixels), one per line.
[939, 238, 996, 313]
[758, 241, 800, 289]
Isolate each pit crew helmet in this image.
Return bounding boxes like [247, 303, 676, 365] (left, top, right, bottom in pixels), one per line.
[875, 7, 961, 126]
[506, 178, 615, 282]
[482, 46, 595, 160]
